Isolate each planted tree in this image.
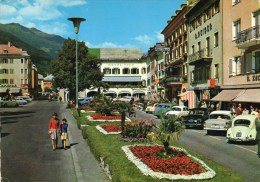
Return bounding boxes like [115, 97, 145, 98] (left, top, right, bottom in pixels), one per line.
[50, 38, 105, 99]
[148, 114, 185, 155]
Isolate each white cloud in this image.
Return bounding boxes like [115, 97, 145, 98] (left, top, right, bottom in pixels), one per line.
[85, 41, 135, 48]
[135, 34, 154, 45]
[38, 22, 69, 36]
[0, 4, 17, 17]
[156, 31, 164, 42]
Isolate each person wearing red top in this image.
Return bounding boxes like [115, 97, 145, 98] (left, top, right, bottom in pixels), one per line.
[48, 112, 60, 151]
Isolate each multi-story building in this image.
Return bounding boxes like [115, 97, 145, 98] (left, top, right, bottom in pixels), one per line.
[84, 48, 147, 99]
[0, 42, 32, 97]
[31, 64, 38, 99]
[212, 0, 260, 107]
[147, 43, 165, 102]
[162, 1, 195, 107]
[187, 0, 222, 108]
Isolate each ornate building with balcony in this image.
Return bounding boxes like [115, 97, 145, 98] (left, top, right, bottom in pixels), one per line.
[161, 1, 195, 107]
[0, 42, 32, 97]
[214, 0, 260, 106]
[187, 0, 222, 108]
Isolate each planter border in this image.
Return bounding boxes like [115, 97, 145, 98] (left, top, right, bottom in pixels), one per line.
[122, 144, 216, 180]
[96, 125, 122, 135]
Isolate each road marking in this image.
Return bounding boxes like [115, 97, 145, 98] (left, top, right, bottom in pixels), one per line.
[233, 144, 257, 154]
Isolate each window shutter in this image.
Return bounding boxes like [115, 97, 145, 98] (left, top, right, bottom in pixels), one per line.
[246, 53, 252, 73]
[241, 55, 245, 74]
[229, 58, 233, 75]
[236, 57, 241, 75]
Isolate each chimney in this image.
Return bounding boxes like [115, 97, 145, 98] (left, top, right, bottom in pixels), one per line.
[8, 42, 11, 47]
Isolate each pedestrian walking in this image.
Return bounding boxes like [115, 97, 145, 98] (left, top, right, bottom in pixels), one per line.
[242, 107, 249, 115]
[59, 96, 62, 103]
[48, 112, 60, 151]
[60, 118, 68, 150]
[249, 105, 254, 114]
[230, 105, 236, 115]
[256, 118, 260, 158]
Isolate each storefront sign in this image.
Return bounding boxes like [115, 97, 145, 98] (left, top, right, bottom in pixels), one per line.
[106, 63, 134, 67]
[247, 74, 260, 82]
[195, 23, 212, 39]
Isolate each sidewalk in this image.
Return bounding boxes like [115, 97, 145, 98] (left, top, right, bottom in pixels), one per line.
[60, 103, 109, 182]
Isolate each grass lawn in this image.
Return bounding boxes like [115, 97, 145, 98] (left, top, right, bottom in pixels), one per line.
[74, 110, 244, 182]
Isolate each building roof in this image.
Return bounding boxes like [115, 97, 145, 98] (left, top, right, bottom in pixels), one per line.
[102, 76, 142, 82]
[100, 48, 143, 60]
[0, 43, 23, 55]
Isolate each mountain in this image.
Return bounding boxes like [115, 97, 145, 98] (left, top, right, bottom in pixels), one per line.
[0, 23, 66, 75]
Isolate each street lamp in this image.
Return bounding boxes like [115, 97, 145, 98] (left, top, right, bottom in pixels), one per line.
[68, 17, 86, 111]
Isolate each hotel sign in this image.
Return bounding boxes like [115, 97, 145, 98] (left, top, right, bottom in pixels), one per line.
[195, 23, 212, 39]
[247, 74, 260, 82]
[106, 63, 135, 67]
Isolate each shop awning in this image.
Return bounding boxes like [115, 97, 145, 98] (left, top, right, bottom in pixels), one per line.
[102, 76, 141, 82]
[0, 87, 20, 93]
[118, 91, 131, 95]
[232, 89, 260, 103]
[104, 91, 117, 95]
[211, 89, 245, 102]
[133, 91, 145, 94]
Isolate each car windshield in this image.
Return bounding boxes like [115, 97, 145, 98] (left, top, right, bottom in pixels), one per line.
[209, 114, 231, 120]
[172, 107, 181, 111]
[190, 110, 205, 115]
[234, 119, 251, 127]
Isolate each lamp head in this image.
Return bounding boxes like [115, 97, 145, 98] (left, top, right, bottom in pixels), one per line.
[68, 17, 86, 34]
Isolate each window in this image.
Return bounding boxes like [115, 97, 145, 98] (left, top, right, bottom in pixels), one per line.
[229, 57, 242, 75]
[0, 69, 8, 74]
[192, 45, 195, 54]
[3, 49, 8, 54]
[131, 68, 139, 74]
[214, 64, 219, 79]
[141, 68, 146, 74]
[25, 69, 28, 74]
[206, 37, 210, 56]
[0, 79, 8, 84]
[214, 1, 220, 14]
[112, 68, 120, 74]
[103, 68, 111, 74]
[253, 51, 260, 73]
[25, 59, 28, 64]
[10, 59, 13, 63]
[0, 58, 8, 64]
[10, 69, 14, 74]
[10, 79, 14, 84]
[21, 69, 24, 74]
[25, 79, 28, 84]
[253, 10, 260, 26]
[198, 42, 201, 51]
[214, 32, 219, 47]
[233, 20, 241, 39]
[21, 59, 23, 64]
[123, 68, 130, 74]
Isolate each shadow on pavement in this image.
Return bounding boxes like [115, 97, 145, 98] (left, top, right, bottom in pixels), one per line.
[1, 120, 18, 125]
[1, 115, 32, 120]
[2, 111, 35, 116]
[1, 133, 10, 138]
[68, 143, 79, 148]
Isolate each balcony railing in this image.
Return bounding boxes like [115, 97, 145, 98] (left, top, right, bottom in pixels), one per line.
[188, 48, 212, 64]
[235, 25, 260, 45]
[163, 75, 186, 83]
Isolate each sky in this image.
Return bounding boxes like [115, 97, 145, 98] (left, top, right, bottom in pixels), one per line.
[0, 0, 187, 53]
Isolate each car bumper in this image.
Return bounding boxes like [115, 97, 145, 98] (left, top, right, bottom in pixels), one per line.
[204, 127, 227, 131]
[226, 137, 255, 142]
[184, 123, 203, 127]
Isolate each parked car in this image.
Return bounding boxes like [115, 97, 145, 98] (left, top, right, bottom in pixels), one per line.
[184, 108, 211, 129]
[0, 100, 18, 107]
[145, 103, 158, 114]
[226, 114, 260, 143]
[15, 98, 28, 105]
[154, 103, 178, 118]
[78, 97, 94, 105]
[17, 96, 32, 102]
[165, 106, 189, 118]
[204, 110, 233, 134]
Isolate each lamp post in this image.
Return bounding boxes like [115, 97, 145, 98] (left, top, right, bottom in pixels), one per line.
[68, 17, 86, 111]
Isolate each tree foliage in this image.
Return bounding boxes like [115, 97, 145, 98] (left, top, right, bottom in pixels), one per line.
[50, 38, 104, 98]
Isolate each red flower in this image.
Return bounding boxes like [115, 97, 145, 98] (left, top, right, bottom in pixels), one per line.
[91, 114, 121, 120]
[101, 124, 122, 132]
[130, 146, 204, 175]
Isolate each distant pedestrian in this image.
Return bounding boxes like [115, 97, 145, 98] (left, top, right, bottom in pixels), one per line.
[59, 96, 62, 103]
[249, 105, 254, 114]
[251, 108, 258, 115]
[235, 104, 242, 115]
[48, 112, 60, 151]
[60, 118, 68, 150]
[242, 107, 249, 115]
[256, 118, 260, 158]
[230, 105, 236, 115]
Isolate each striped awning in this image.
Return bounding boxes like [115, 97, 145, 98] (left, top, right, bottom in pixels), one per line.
[102, 76, 142, 82]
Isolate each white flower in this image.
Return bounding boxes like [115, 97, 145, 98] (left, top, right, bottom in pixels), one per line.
[121, 144, 216, 180]
[96, 125, 121, 135]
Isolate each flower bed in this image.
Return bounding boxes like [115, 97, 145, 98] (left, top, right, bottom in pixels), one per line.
[80, 108, 96, 113]
[87, 114, 130, 122]
[122, 144, 216, 180]
[96, 124, 122, 135]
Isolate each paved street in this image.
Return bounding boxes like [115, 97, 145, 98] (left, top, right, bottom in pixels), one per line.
[1, 100, 108, 182]
[135, 109, 260, 182]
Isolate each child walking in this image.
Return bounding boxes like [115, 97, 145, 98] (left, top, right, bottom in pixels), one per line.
[60, 118, 68, 150]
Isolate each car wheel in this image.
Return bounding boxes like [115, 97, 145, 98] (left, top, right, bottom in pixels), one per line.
[226, 139, 232, 144]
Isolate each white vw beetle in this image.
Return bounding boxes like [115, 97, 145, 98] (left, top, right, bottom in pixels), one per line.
[164, 106, 189, 118]
[226, 114, 260, 143]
